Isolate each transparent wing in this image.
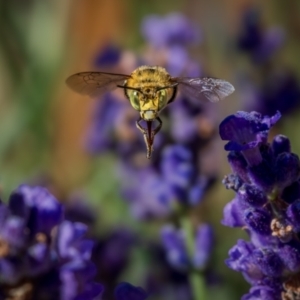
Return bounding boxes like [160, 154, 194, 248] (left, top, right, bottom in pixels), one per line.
[173, 77, 235, 103]
[66, 72, 131, 97]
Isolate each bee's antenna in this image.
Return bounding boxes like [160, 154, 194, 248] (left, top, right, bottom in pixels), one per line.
[117, 85, 141, 92]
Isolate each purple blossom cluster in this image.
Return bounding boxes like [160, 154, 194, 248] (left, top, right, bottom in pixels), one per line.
[219, 111, 300, 299]
[0, 185, 148, 300]
[0, 185, 102, 300]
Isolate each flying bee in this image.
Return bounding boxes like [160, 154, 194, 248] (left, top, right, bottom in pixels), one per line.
[66, 65, 235, 158]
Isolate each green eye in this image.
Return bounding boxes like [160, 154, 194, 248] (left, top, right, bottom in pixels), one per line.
[128, 90, 140, 110]
[158, 89, 168, 111]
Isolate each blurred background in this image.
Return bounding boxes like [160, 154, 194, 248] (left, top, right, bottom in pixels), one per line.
[0, 0, 300, 299]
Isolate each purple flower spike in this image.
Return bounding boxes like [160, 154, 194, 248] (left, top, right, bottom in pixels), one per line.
[114, 282, 148, 300]
[221, 111, 300, 299]
[219, 111, 281, 166]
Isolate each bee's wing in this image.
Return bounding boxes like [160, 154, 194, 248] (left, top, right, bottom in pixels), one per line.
[66, 72, 131, 97]
[172, 77, 235, 103]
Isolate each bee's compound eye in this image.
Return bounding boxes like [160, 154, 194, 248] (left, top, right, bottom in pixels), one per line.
[128, 89, 140, 111]
[158, 89, 168, 111]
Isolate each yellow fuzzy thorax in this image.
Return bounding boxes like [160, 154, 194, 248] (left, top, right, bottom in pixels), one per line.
[125, 66, 172, 89]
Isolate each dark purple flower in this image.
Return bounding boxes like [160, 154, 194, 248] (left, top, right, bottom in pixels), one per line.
[219, 111, 280, 165]
[221, 111, 300, 299]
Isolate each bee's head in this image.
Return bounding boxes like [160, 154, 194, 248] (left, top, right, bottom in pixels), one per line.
[125, 87, 175, 120]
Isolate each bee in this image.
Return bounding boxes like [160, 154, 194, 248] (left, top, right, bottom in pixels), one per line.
[66, 65, 235, 158]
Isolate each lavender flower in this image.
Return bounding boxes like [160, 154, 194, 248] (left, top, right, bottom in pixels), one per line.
[220, 111, 300, 299]
[0, 185, 103, 300]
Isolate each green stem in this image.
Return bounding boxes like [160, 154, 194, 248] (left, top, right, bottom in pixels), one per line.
[180, 214, 207, 300]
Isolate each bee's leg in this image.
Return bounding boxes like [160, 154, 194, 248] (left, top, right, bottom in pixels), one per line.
[153, 117, 162, 135]
[136, 117, 146, 134]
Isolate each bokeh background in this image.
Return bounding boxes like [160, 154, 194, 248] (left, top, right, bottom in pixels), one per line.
[1, 0, 300, 299]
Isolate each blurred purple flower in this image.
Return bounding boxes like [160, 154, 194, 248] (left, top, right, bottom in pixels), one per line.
[65, 193, 97, 226]
[161, 225, 189, 270]
[118, 144, 212, 220]
[256, 71, 300, 116]
[237, 7, 284, 64]
[141, 12, 200, 48]
[86, 93, 130, 154]
[0, 185, 103, 300]
[161, 223, 214, 271]
[9, 184, 63, 238]
[220, 111, 300, 299]
[94, 44, 121, 67]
